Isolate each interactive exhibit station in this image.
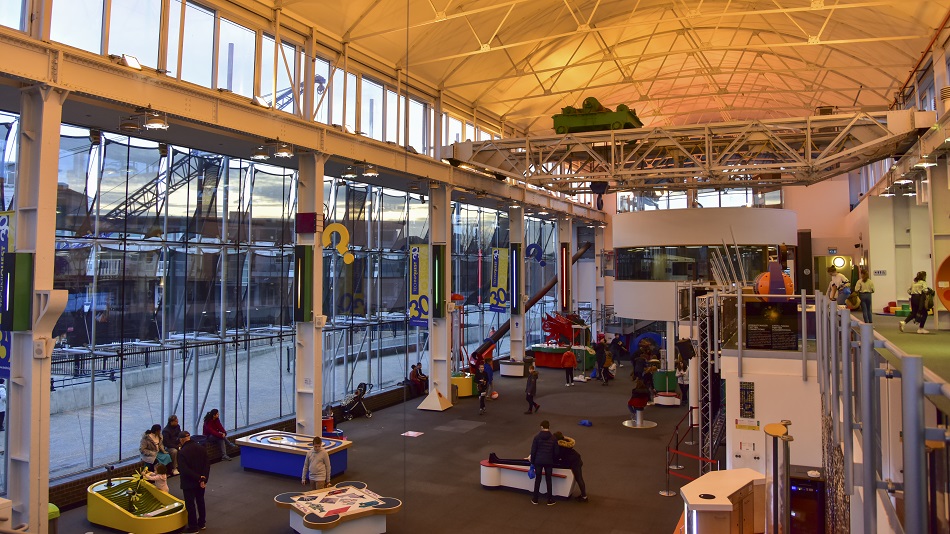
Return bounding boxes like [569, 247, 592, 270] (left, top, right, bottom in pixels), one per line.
[275, 481, 402, 534]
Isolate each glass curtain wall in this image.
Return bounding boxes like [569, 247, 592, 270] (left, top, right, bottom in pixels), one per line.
[0, 109, 537, 486]
[0, 112, 296, 480]
[452, 205, 511, 358]
[523, 217, 557, 346]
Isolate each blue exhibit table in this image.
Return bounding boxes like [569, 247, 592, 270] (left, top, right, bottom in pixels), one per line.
[237, 431, 352, 479]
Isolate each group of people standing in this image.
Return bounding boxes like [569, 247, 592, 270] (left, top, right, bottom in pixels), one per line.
[528, 420, 588, 505]
[830, 264, 936, 332]
[137, 409, 233, 533]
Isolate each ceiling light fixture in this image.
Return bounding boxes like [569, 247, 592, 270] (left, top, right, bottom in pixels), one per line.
[117, 106, 169, 133]
[248, 139, 295, 161]
[274, 142, 294, 158]
[139, 107, 168, 130]
[250, 146, 270, 161]
[119, 116, 140, 132]
[341, 166, 358, 179]
[362, 164, 379, 177]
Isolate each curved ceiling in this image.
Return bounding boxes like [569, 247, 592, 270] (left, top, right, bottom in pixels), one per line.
[276, 0, 950, 134]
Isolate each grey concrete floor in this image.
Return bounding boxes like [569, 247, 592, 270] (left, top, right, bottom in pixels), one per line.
[58, 365, 691, 533]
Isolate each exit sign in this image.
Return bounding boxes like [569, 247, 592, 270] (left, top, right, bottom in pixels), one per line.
[873, 270, 886, 277]
[827, 248, 837, 254]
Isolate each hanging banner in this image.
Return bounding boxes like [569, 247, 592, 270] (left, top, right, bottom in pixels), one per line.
[0, 212, 13, 379]
[408, 245, 429, 328]
[336, 256, 366, 316]
[489, 247, 509, 312]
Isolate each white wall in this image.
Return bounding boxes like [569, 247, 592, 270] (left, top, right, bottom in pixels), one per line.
[721, 354, 822, 472]
[784, 176, 854, 253]
[613, 280, 678, 321]
[612, 207, 798, 248]
[868, 195, 932, 307]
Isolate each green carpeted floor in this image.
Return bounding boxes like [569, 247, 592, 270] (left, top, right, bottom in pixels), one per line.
[862, 312, 950, 380]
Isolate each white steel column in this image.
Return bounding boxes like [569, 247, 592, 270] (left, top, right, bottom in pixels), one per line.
[11, 85, 69, 531]
[418, 182, 453, 410]
[594, 224, 606, 330]
[509, 207, 525, 360]
[295, 153, 327, 435]
[557, 216, 575, 313]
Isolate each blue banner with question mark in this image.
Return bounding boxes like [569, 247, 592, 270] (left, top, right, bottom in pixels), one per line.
[489, 247, 509, 312]
[408, 245, 429, 328]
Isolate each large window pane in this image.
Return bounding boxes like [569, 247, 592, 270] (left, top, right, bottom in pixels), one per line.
[180, 1, 214, 87]
[385, 90, 399, 143]
[50, 0, 103, 53]
[217, 18, 256, 97]
[166, 0, 183, 78]
[108, 0, 161, 67]
[1, 0, 23, 30]
[261, 36, 297, 112]
[345, 73, 357, 132]
[331, 68, 345, 126]
[362, 79, 384, 140]
[408, 98, 426, 153]
[313, 58, 330, 123]
[447, 116, 463, 144]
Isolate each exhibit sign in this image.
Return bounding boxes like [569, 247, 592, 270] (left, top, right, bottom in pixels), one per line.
[744, 301, 799, 350]
[488, 247, 509, 312]
[408, 245, 429, 327]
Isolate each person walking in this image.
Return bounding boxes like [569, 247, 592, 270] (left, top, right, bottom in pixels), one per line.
[475, 367, 488, 415]
[203, 409, 236, 460]
[177, 431, 209, 533]
[483, 356, 495, 397]
[524, 365, 540, 414]
[901, 271, 934, 334]
[529, 420, 559, 505]
[853, 268, 875, 324]
[553, 431, 588, 502]
[593, 334, 608, 386]
[162, 414, 182, 476]
[560, 349, 576, 386]
[301, 437, 331, 490]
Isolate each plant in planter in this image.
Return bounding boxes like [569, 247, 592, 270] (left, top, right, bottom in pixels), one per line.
[125, 467, 150, 514]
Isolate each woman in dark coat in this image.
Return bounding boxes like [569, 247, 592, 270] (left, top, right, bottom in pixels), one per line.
[554, 431, 588, 502]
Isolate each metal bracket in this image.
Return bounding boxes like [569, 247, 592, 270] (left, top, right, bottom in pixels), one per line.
[873, 368, 900, 379]
[923, 382, 943, 396]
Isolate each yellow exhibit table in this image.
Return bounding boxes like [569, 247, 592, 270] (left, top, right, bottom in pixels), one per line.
[87, 477, 187, 534]
[451, 374, 475, 397]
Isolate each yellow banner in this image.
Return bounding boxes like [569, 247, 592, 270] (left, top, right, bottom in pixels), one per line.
[408, 245, 429, 327]
[489, 247, 509, 312]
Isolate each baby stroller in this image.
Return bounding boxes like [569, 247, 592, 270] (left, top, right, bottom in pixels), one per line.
[341, 382, 373, 421]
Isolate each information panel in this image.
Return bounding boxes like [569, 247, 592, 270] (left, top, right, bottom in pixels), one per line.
[744, 301, 799, 351]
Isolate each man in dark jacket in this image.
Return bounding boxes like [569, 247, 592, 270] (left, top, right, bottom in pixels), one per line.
[529, 420, 559, 505]
[177, 431, 210, 533]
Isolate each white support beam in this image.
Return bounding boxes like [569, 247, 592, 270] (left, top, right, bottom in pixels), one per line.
[11, 84, 69, 532]
[294, 152, 328, 436]
[444, 110, 933, 193]
[0, 29, 606, 224]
